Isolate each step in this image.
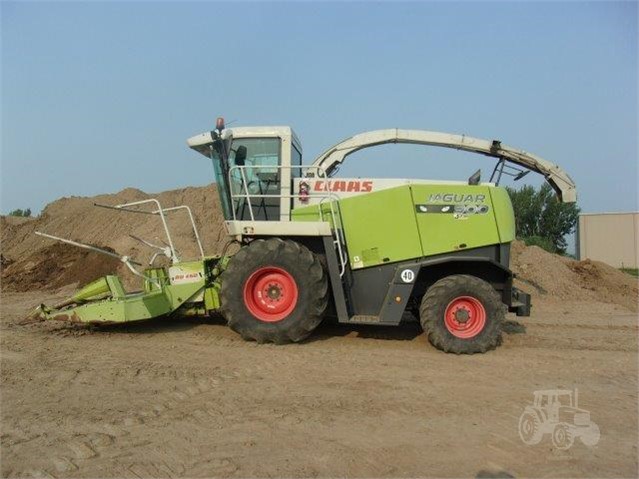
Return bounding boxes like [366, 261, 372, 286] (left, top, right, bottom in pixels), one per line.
[346, 315, 380, 324]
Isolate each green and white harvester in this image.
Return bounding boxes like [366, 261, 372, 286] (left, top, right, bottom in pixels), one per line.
[34, 118, 576, 353]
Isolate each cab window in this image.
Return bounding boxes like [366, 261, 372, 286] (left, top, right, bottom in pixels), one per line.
[228, 138, 281, 220]
[291, 145, 302, 178]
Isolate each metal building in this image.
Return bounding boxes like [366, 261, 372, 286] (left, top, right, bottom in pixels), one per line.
[577, 212, 639, 268]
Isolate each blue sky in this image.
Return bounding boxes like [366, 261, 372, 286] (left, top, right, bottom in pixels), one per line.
[1, 1, 637, 217]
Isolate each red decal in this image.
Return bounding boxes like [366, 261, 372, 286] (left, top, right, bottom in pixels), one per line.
[310, 180, 373, 193]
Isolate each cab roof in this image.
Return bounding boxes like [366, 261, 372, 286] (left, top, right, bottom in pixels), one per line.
[187, 126, 302, 157]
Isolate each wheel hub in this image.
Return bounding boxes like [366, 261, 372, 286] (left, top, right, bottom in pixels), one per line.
[444, 296, 487, 339]
[243, 267, 299, 322]
[454, 308, 470, 323]
[267, 284, 281, 300]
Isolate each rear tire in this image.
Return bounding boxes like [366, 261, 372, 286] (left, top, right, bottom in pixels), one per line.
[419, 274, 503, 354]
[220, 238, 328, 344]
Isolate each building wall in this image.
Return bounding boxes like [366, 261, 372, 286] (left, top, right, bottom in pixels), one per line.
[578, 213, 638, 268]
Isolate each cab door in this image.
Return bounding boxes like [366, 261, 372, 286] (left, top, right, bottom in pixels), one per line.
[228, 138, 282, 221]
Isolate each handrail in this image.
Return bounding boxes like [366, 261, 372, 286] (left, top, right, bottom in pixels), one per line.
[227, 164, 348, 276]
[154, 205, 205, 259]
[104, 199, 178, 263]
[319, 194, 347, 274]
[227, 164, 334, 222]
[95, 198, 206, 263]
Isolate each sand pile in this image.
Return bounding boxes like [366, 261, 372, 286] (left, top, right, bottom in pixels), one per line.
[1, 185, 224, 260]
[1, 184, 225, 291]
[2, 243, 121, 292]
[511, 240, 638, 312]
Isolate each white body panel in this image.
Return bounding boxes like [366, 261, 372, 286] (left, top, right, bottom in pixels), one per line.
[169, 265, 204, 301]
[311, 129, 576, 202]
[291, 177, 494, 208]
[224, 220, 332, 237]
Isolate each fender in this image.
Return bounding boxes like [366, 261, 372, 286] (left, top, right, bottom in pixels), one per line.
[370, 256, 529, 325]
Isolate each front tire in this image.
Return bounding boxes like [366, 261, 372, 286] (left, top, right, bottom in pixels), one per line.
[552, 423, 574, 450]
[220, 238, 328, 344]
[419, 274, 504, 354]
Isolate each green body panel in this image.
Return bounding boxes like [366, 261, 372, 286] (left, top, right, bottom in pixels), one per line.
[292, 184, 516, 269]
[39, 255, 230, 324]
[297, 187, 423, 269]
[202, 254, 229, 311]
[72, 277, 110, 302]
[204, 284, 221, 310]
[289, 202, 337, 229]
[170, 260, 206, 274]
[42, 277, 206, 324]
[341, 187, 423, 268]
[144, 267, 169, 293]
[106, 276, 127, 298]
[489, 187, 516, 243]
[410, 184, 500, 256]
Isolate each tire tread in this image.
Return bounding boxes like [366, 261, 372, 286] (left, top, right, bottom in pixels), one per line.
[419, 274, 503, 354]
[220, 239, 328, 344]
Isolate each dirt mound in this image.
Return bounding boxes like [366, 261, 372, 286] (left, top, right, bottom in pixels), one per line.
[1, 184, 225, 291]
[511, 240, 638, 312]
[1, 243, 122, 292]
[1, 185, 224, 261]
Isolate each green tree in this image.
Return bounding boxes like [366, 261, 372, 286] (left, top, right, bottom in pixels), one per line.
[8, 208, 31, 217]
[505, 184, 580, 254]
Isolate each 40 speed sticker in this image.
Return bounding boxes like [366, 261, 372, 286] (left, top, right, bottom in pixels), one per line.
[400, 269, 415, 283]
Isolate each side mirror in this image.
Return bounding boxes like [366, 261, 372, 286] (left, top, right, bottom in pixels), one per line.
[235, 146, 247, 166]
[468, 169, 481, 185]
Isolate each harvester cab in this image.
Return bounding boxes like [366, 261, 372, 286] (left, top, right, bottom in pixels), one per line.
[33, 117, 576, 354]
[187, 118, 306, 224]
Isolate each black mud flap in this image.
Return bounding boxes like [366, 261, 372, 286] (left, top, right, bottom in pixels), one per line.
[508, 287, 531, 317]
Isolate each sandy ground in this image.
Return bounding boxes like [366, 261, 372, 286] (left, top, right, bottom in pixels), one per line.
[1, 290, 637, 478]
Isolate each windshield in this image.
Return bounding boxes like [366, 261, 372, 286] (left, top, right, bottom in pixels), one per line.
[209, 145, 232, 220]
[211, 137, 282, 220]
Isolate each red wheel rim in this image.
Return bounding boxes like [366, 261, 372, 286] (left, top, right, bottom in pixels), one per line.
[243, 266, 299, 322]
[444, 296, 487, 339]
